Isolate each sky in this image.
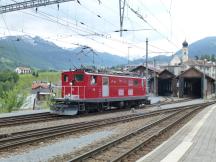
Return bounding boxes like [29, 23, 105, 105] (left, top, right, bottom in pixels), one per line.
[0, 0, 216, 59]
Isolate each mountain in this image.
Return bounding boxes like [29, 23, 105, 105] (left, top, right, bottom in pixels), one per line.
[1, 36, 216, 71]
[131, 55, 172, 65]
[0, 36, 128, 70]
[131, 36, 216, 65]
[176, 37, 216, 58]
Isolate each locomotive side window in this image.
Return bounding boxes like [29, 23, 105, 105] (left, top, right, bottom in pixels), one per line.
[64, 75, 68, 82]
[128, 80, 133, 86]
[75, 74, 84, 81]
[134, 80, 139, 86]
[142, 79, 144, 87]
[103, 77, 108, 85]
[90, 75, 97, 85]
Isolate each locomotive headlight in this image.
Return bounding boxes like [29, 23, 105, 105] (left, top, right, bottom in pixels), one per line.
[70, 82, 73, 86]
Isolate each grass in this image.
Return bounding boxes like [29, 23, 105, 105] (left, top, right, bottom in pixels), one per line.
[0, 72, 61, 113]
[18, 72, 61, 93]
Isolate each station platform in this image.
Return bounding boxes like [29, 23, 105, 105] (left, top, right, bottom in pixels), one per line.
[0, 110, 50, 118]
[137, 103, 216, 162]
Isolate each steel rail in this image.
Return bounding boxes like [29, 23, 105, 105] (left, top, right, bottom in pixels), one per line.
[68, 103, 211, 162]
[0, 102, 212, 151]
[1, 101, 208, 138]
[111, 107, 200, 162]
[0, 108, 178, 147]
[0, 102, 205, 150]
[0, 113, 66, 127]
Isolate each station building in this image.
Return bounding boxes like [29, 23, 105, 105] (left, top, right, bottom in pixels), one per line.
[132, 40, 216, 99]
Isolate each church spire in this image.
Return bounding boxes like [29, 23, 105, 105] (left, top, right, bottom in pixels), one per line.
[182, 40, 189, 62]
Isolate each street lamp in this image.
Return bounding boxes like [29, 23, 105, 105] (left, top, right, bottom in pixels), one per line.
[146, 38, 149, 94]
[153, 59, 157, 96]
[215, 63, 216, 98]
[203, 59, 207, 100]
[128, 47, 131, 66]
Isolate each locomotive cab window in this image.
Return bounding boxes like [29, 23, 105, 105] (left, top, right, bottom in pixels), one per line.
[75, 74, 84, 82]
[90, 75, 97, 85]
[142, 79, 144, 87]
[134, 80, 139, 86]
[103, 77, 109, 85]
[63, 75, 68, 82]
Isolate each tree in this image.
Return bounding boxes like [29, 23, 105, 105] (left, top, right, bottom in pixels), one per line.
[35, 72, 39, 77]
[195, 56, 199, 60]
[32, 71, 36, 76]
[211, 54, 215, 62]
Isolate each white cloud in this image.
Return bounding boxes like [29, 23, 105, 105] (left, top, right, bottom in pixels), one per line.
[0, 0, 216, 59]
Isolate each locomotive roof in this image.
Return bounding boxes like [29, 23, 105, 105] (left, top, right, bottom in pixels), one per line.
[63, 70, 145, 79]
[85, 72, 144, 79]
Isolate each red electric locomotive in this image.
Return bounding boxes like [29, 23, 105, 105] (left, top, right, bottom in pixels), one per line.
[51, 69, 150, 115]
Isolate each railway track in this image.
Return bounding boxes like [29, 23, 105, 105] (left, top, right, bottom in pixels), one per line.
[0, 112, 68, 127]
[0, 102, 212, 151]
[69, 103, 208, 162]
[0, 97, 192, 128]
[151, 97, 192, 106]
[77, 97, 193, 117]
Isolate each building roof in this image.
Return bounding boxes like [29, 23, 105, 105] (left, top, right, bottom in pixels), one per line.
[163, 59, 216, 67]
[131, 65, 162, 74]
[16, 67, 31, 70]
[177, 66, 215, 81]
[182, 40, 188, 47]
[183, 59, 216, 67]
[32, 83, 50, 90]
[158, 69, 176, 79]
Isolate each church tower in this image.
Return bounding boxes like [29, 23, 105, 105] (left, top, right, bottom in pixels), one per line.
[181, 40, 189, 63]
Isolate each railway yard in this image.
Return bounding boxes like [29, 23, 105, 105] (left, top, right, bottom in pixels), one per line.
[1, 1, 216, 162]
[0, 97, 214, 162]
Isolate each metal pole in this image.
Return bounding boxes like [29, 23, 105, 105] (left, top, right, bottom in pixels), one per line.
[153, 58, 157, 96]
[93, 52, 94, 65]
[119, 0, 126, 37]
[128, 47, 131, 66]
[203, 59, 206, 99]
[215, 64, 216, 98]
[146, 38, 148, 94]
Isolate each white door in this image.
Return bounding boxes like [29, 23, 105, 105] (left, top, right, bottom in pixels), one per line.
[102, 77, 109, 97]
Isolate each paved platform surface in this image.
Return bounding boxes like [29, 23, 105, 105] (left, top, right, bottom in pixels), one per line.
[0, 110, 50, 118]
[0, 98, 204, 119]
[137, 103, 216, 162]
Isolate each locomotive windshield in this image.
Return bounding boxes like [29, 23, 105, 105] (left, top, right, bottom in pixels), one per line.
[75, 74, 84, 81]
[63, 74, 68, 82]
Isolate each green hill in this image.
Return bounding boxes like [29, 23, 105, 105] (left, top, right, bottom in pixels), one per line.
[0, 35, 128, 71]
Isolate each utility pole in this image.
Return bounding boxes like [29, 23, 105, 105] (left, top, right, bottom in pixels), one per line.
[128, 47, 131, 66]
[119, 0, 126, 37]
[215, 64, 216, 98]
[146, 38, 149, 94]
[93, 52, 95, 65]
[90, 48, 95, 66]
[153, 58, 157, 96]
[203, 59, 206, 99]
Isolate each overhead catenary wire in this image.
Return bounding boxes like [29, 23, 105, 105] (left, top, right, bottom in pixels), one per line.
[127, 3, 179, 49]
[0, 3, 21, 61]
[0, 9, 130, 56]
[9, 0, 98, 36]
[159, 0, 170, 14]
[138, 0, 171, 34]
[7, 0, 164, 51]
[3, 0, 178, 59]
[43, 1, 119, 35]
[0, 6, 120, 55]
[23, 5, 151, 53]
